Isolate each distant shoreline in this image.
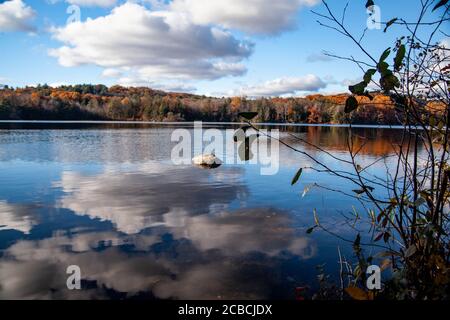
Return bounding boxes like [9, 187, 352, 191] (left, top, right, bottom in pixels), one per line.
[0, 120, 406, 130]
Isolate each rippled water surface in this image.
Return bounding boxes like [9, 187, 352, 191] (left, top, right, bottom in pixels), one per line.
[0, 122, 406, 299]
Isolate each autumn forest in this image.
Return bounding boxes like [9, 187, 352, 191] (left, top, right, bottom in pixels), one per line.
[0, 84, 411, 124]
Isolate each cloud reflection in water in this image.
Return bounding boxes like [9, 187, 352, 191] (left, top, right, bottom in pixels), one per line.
[0, 163, 316, 300]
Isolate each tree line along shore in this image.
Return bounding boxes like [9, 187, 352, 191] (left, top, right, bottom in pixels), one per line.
[0, 84, 444, 124]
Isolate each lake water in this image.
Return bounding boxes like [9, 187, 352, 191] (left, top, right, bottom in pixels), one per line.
[0, 122, 405, 300]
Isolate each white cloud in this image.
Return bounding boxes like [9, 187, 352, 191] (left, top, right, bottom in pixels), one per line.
[101, 68, 123, 78]
[229, 75, 327, 97]
[118, 76, 197, 93]
[46, 0, 116, 7]
[48, 81, 69, 87]
[49, 2, 253, 80]
[0, 0, 36, 32]
[152, 83, 197, 93]
[170, 0, 319, 35]
[66, 0, 117, 7]
[102, 69, 197, 92]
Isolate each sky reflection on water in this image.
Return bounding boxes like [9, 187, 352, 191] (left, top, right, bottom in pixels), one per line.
[0, 123, 408, 300]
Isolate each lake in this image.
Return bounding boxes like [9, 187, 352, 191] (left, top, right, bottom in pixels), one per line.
[0, 122, 405, 300]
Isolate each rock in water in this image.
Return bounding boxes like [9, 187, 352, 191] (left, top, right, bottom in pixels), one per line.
[192, 154, 222, 169]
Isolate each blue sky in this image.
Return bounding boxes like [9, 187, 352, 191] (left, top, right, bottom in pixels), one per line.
[0, 0, 447, 97]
